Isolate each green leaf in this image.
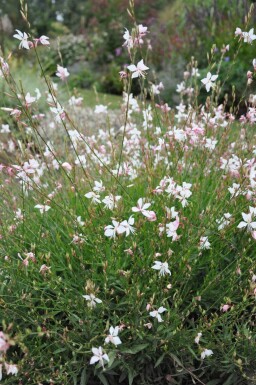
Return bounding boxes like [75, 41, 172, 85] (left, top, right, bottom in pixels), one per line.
[119, 371, 127, 383]
[80, 368, 88, 385]
[206, 380, 221, 385]
[154, 352, 166, 368]
[169, 353, 183, 367]
[128, 367, 137, 385]
[98, 373, 109, 385]
[121, 343, 149, 354]
[107, 351, 116, 368]
[53, 347, 66, 354]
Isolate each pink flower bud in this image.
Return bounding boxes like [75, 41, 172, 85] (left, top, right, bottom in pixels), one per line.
[221, 304, 230, 312]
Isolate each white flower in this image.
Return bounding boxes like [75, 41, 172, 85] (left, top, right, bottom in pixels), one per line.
[127, 59, 149, 79]
[94, 105, 108, 114]
[194, 332, 202, 344]
[77, 216, 85, 226]
[120, 216, 136, 236]
[242, 28, 256, 44]
[105, 326, 122, 346]
[90, 346, 109, 367]
[201, 72, 218, 92]
[237, 208, 256, 232]
[4, 363, 18, 376]
[34, 204, 51, 214]
[201, 348, 213, 359]
[102, 194, 121, 210]
[13, 30, 30, 49]
[84, 191, 101, 204]
[149, 306, 167, 322]
[93, 180, 105, 193]
[50, 103, 65, 123]
[104, 220, 126, 239]
[199, 236, 211, 250]
[123, 28, 133, 49]
[216, 213, 232, 230]
[228, 183, 241, 198]
[82, 294, 102, 308]
[151, 261, 171, 276]
[205, 138, 217, 151]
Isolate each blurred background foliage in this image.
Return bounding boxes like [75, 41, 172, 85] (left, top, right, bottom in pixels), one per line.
[1, 0, 256, 107]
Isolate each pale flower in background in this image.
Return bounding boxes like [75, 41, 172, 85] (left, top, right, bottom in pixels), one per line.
[56, 65, 70, 80]
[34, 204, 51, 214]
[94, 105, 108, 114]
[201, 72, 218, 92]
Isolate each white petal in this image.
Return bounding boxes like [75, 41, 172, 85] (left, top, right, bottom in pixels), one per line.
[90, 356, 100, 365]
[127, 64, 137, 72]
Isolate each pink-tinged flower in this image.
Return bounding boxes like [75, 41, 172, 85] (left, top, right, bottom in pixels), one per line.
[68, 96, 83, 106]
[13, 30, 30, 49]
[166, 217, 180, 240]
[235, 27, 242, 37]
[221, 304, 231, 312]
[39, 264, 51, 275]
[34, 204, 51, 214]
[201, 72, 218, 92]
[62, 162, 72, 171]
[25, 92, 36, 107]
[56, 65, 69, 80]
[152, 261, 171, 276]
[195, 332, 202, 344]
[144, 210, 157, 221]
[38, 35, 50, 46]
[144, 322, 153, 329]
[119, 70, 127, 79]
[104, 220, 126, 239]
[50, 103, 66, 123]
[4, 363, 18, 376]
[82, 293, 102, 308]
[149, 306, 167, 322]
[201, 348, 213, 359]
[127, 60, 149, 79]
[0, 57, 9, 78]
[90, 347, 109, 368]
[252, 231, 256, 240]
[132, 198, 151, 215]
[105, 326, 122, 346]
[9, 108, 22, 120]
[0, 332, 10, 352]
